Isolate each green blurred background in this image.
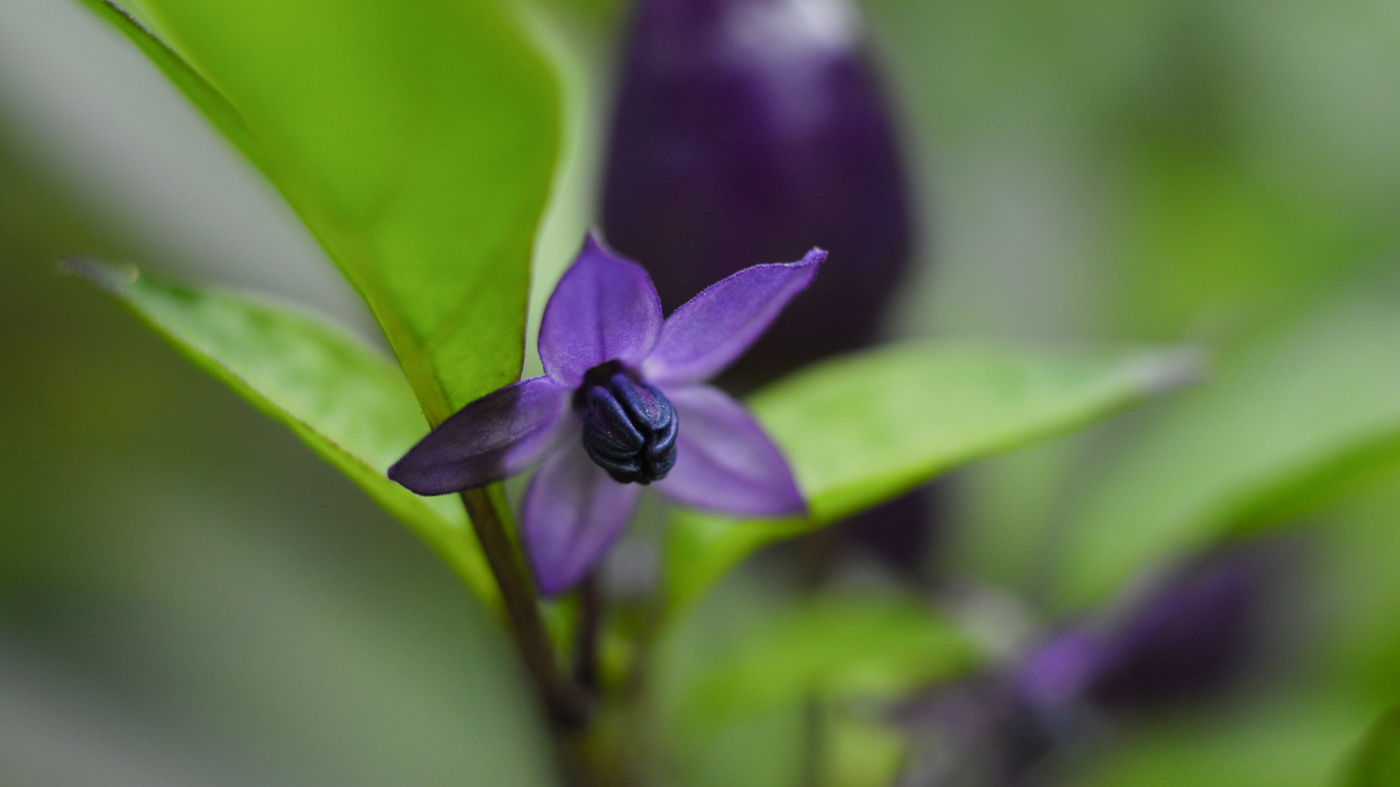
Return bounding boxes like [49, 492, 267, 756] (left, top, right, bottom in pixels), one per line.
[3, 0, 1400, 784]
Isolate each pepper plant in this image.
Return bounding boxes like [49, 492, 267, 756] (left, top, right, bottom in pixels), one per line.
[52, 0, 1400, 785]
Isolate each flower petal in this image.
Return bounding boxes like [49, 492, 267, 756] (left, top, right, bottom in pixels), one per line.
[522, 439, 642, 595]
[389, 376, 572, 495]
[540, 234, 664, 387]
[654, 384, 805, 516]
[643, 249, 825, 386]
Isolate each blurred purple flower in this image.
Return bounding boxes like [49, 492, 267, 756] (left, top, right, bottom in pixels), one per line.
[1086, 556, 1252, 707]
[894, 555, 1259, 785]
[390, 235, 815, 594]
[1014, 629, 1106, 714]
[602, 0, 915, 385]
[1015, 555, 1254, 717]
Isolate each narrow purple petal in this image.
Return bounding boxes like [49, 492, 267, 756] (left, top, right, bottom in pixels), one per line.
[522, 439, 642, 595]
[653, 384, 805, 516]
[389, 376, 572, 495]
[642, 249, 825, 386]
[539, 234, 664, 388]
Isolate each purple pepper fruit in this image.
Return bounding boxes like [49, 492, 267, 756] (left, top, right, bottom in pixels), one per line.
[601, 0, 915, 385]
[602, 0, 930, 575]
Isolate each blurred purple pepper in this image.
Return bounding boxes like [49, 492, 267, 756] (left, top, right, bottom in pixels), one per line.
[601, 0, 915, 385]
[602, 0, 930, 575]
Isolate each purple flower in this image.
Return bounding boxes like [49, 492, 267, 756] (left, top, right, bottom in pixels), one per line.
[389, 235, 817, 594]
[601, 0, 914, 385]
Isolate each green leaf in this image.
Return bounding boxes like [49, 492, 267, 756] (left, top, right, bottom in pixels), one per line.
[1075, 694, 1372, 787]
[71, 0, 265, 170]
[824, 715, 908, 787]
[1342, 706, 1400, 787]
[80, 0, 562, 424]
[665, 342, 1199, 611]
[65, 259, 498, 606]
[671, 594, 978, 729]
[1051, 297, 1400, 613]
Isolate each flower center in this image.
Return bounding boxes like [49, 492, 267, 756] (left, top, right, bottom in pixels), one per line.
[579, 366, 678, 484]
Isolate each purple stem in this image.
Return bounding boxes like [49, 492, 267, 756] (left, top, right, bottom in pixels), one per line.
[459, 487, 591, 729]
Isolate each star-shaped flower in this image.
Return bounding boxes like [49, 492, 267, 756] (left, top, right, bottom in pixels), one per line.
[390, 234, 820, 594]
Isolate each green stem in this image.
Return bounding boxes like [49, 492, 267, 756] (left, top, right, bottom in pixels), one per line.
[802, 693, 826, 787]
[459, 487, 590, 729]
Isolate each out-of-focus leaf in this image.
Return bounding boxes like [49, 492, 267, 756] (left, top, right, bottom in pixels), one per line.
[672, 594, 979, 728]
[1052, 298, 1400, 613]
[1342, 706, 1400, 787]
[81, 0, 561, 424]
[66, 259, 497, 606]
[826, 715, 907, 787]
[667, 706, 808, 787]
[1074, 694, 1370, 787]
[1311, 467, 1400, 698]
[665, 342, 1199, 611]
[71, 0, 264, 170]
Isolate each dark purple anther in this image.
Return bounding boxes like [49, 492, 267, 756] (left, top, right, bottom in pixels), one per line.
[602, 0, 915, 385]
[580, 369, 679, 483]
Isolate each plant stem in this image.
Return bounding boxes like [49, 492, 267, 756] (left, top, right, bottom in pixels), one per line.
[573, 573, 604, 691]
[459, 487, 590, 729]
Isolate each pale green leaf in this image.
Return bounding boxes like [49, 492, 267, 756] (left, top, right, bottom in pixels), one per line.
[66, 259, 497, 606]
[1052, 298, 1400, 613]
[81, 0, 561, 424]
[825, 715, 908, 787]
[672, 595, 978, 729]
[666, 342, 1199, 611]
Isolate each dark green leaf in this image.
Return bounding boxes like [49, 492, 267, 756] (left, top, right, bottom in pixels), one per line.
[1343, 705, 1400, 787]
[666, 342, 1199, 611]
[1076, 695, 1371, 787]
[1052, 298, 1400, 612]
[83, 0, 562, 423]
[66, 259, 497, 605]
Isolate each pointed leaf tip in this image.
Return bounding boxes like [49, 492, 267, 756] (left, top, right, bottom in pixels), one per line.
[59, 256, 139, 292]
